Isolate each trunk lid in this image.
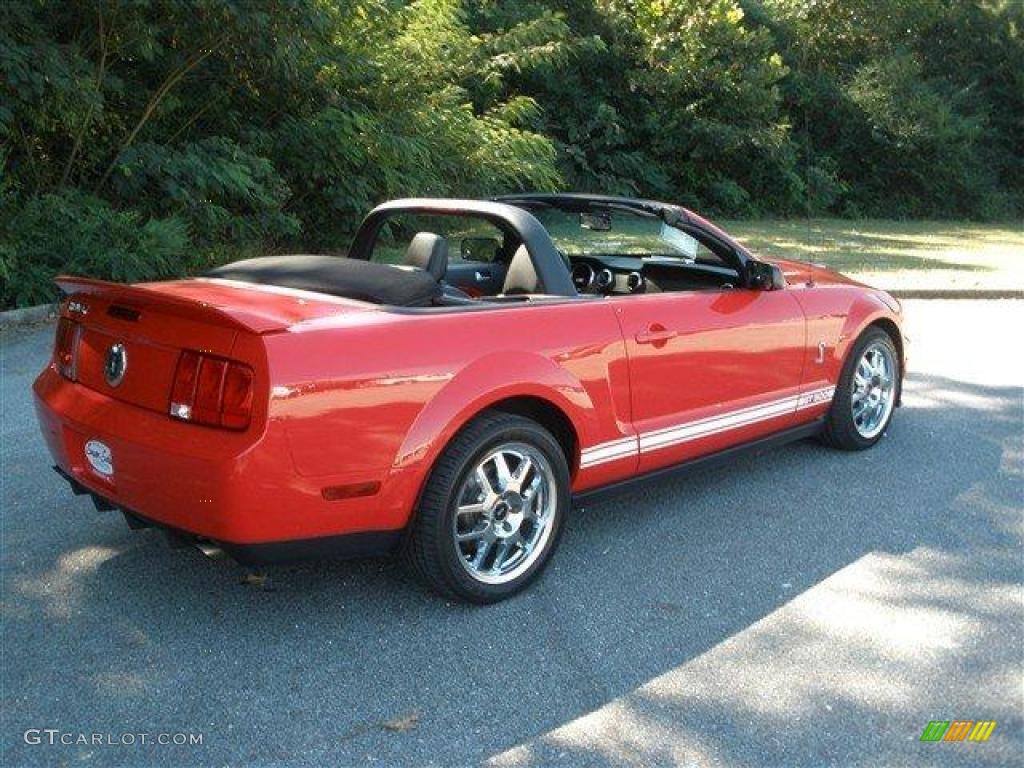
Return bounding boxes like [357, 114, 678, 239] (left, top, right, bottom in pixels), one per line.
[54, 276, 371, 414]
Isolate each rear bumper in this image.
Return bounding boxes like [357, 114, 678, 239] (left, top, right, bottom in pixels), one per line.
[52, 465, 401, 563]
[34, 366, 401, 550]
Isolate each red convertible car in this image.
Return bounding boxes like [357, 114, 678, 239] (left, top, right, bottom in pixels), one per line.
[34, 194, 905, 602]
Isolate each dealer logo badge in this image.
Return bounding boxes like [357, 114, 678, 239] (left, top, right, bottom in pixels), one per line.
[84, 439, 114, 477]
[104, 343, 127, 387]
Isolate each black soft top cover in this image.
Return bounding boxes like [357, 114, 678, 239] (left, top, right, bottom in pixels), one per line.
[206, 255, 441, 307]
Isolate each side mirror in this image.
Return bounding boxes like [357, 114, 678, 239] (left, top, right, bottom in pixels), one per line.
[460, 237, 500, 262]
[746, 261, 785, 291]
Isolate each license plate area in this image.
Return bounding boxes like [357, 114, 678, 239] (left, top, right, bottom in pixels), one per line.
[63, 426, 117, 491]
[84, 438, 115, 480]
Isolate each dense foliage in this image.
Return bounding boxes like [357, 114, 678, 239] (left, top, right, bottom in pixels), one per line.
[2, 0, 1021, 307]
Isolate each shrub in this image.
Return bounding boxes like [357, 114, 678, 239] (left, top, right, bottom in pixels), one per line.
[107, 139, 300, 249]
[0, 191, 189, 308]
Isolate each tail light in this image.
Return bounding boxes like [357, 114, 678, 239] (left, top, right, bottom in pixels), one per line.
[169, 350, 255, 430]
[54, 317, 81, 380]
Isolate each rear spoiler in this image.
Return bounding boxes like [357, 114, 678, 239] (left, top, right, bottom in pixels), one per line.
[54, 276, 297, 334]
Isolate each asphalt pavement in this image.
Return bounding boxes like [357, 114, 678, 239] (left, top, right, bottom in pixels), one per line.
[2, 300, 1021, 767]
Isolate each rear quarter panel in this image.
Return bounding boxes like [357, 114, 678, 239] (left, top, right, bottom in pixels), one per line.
[264, 300, 633, 532]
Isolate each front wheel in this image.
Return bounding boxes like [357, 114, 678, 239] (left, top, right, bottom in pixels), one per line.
[404, 411, 569, 603]
[822, 327, 900, 450]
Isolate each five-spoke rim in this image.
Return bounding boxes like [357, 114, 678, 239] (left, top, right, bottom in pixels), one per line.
[851, 342, 896, 439]
[452, 442, 557, 585]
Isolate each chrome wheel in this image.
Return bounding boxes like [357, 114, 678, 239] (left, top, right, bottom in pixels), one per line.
[851, 341, 896, 439]
[452, 442, 558, 585]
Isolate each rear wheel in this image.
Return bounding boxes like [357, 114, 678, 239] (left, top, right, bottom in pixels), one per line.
[822, 327, 900, 450]
[404, 411, 569, 603]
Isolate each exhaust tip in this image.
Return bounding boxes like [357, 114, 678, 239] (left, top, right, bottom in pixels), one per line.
[194, 539, 227, 559]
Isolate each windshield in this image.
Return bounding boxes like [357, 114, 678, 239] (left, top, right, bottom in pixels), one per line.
[529, 207, 706, 261]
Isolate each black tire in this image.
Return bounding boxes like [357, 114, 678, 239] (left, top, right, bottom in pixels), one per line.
[403, 410, 570, 603]
[821, 327, 900, 450]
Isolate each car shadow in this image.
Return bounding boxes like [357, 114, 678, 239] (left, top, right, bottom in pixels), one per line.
[2, 370, 1021, 767]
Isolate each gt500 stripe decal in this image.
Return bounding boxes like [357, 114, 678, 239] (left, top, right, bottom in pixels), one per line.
[796, 386, 836, 409]
[580, 386, 835, 468]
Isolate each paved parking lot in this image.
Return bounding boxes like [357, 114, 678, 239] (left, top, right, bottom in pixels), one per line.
[2, 300, 1021, 767]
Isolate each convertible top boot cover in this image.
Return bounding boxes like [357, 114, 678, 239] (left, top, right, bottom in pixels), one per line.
[206, 254, 442, 307]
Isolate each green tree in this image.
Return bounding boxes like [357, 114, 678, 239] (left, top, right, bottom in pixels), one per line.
[1, 0, 1021, 308]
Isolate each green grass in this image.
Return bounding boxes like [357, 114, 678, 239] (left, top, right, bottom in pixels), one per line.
[719, 219, 1024, 291]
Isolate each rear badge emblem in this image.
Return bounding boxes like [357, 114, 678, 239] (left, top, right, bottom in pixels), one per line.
[84, 439, 114, 477]
[104, 343, 127, 387]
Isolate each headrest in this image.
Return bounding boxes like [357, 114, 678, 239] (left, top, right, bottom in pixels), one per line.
[404, 232, 448, 281]
[501, 245, 541, 294]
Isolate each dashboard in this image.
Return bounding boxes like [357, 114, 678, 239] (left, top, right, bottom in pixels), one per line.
[568, 255, 739, 295]
[570, 260, 643, 294]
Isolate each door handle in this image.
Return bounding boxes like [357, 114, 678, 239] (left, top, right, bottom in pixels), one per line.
[635, 326, 677, 345]
[474, 271, 490, 282]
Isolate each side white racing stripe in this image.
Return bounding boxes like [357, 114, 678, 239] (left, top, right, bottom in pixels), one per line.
[579, 436, 637, 468]
[580, 386, 835, 468]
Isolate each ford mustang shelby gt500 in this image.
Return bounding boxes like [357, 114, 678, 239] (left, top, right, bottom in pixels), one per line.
[34, 194, 905, 602]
